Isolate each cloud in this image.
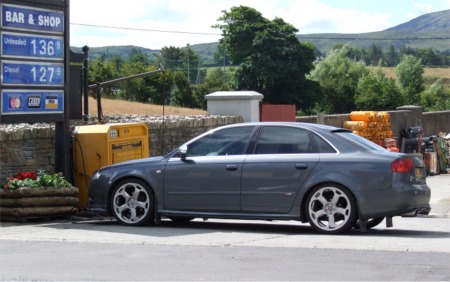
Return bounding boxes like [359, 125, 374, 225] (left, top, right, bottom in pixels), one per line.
[69, 0, 446, 49]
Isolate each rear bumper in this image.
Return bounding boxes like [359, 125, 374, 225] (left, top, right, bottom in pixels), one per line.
[358, 182, 431, 220]
[401, 205, 432, 217]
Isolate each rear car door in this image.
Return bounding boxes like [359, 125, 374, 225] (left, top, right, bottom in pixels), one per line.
[163, 126, 255, 212]
[241, 125, 319, 213]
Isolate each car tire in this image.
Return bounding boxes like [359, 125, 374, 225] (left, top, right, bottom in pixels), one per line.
[111, 178, 155, 226]
[354, 217, 384, 230]
[305, 184, 357, 234]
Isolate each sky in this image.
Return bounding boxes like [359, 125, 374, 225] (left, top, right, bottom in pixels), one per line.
[69, 0, 450, 50]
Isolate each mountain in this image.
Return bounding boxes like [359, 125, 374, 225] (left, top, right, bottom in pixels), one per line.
[70, 45, 160, 60]
[385, 9, 449, 33]
[71, 9, 450, 61]
[297, 9, 450, 54]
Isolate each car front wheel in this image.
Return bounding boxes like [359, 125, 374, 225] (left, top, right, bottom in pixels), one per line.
[305, 184, 357, 234]
[111, 178, 154, 226]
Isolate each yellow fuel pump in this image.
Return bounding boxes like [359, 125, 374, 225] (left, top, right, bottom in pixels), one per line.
[72, 123, 149, 209]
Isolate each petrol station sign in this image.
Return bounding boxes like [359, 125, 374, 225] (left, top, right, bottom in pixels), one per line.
[0, 0, 67, 123]
[1, 3, 64, 33]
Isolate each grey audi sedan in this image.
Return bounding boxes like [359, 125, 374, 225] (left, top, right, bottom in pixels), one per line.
[87, 122, 431, 234]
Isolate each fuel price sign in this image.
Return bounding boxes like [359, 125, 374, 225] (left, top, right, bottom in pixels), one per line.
[2, 60, 64, 86]
[1, 32, 63, 60]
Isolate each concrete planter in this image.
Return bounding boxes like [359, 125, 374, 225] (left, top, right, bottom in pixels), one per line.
[0, 187, 79, 222]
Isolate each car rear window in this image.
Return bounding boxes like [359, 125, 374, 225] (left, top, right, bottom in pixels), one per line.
[334, 131, 386, 151]
[311, 133, 337, 153]
[255, 126, 317, 154]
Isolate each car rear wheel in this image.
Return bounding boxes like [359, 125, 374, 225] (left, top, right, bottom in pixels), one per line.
[305, 184, 357, 234]
[354, 217, 384, 230]
[111, 178, 154, 226]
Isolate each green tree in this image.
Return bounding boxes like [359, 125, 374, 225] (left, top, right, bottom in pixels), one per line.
[190, 68, 233, 109]
[115, 48, 171, 103]
[309, 45, 369, 113]
[395, 55, 424, 104]
[88, 57, 118, 97]
[156, 46, 205, 107]
[213, 6, 316, 108]
[144, 71, 175, 105]
[367, 43, 384, 66]
[159, 46, 185, 71]
[416, 48, 441, 66]
[127, 47, 152, 66]
[385, 44, 399, 67]
[355, 64, 404, 110]
[119, 63, 147, 102]
[159, 46, 201, 83]
[173, 72, 197, 108]
[420, 79, 450, 111]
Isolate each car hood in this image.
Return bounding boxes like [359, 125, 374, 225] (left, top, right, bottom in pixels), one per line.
[97, 156, 165, 172]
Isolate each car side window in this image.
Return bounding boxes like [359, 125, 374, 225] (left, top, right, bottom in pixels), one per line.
[255, 126, 317, 154]
[186, 126, 255, 157]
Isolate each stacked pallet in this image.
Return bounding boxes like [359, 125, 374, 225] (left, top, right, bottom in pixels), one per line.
[343, 111, 393, 146]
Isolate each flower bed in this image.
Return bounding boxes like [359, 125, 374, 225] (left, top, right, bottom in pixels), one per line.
[0, 171, 79, 222]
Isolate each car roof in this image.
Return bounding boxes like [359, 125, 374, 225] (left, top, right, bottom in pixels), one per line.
[219, 122, 347, 133]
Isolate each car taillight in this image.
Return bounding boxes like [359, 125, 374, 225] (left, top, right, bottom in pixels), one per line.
[391, 158, 413, 173]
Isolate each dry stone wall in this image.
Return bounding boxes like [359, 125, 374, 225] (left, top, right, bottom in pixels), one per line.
[0, 115, 243, 181]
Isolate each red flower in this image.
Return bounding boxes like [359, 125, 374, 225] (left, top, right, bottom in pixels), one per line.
[24, 172, 31, 179]
[30, 172, 37, 180]
[9, 176, 14, 181]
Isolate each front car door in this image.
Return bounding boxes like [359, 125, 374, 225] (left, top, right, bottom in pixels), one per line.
[163, 126, 256, 212]
[241, 125, 319, 213]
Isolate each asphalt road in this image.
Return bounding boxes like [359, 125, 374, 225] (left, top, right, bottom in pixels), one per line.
[0, 174, 449, 281]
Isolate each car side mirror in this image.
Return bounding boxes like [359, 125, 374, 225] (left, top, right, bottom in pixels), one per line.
[178, 145, 187, 160]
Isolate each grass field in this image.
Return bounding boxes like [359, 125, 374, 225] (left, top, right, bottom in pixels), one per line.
[373, 67, 450, 87]
[87, 97, 207, 116]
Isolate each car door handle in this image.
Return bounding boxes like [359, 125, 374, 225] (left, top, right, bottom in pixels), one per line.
[226, 165, 238, 171]
[295, 164, 308, 170]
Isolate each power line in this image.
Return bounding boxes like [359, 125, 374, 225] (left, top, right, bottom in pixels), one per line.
[298, 36, 450, 40]
[70, 23, 449, 42]
[71, 23, 220, 36]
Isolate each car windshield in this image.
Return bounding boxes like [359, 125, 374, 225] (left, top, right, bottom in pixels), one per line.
[334, 131, 386, 151]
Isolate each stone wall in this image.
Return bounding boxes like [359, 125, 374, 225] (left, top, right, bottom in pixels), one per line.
[0, 115, 243, 181]
[0, 124, 56, 182]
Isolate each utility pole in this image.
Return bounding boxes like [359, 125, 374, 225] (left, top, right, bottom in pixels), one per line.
[187, 43, 190, 84]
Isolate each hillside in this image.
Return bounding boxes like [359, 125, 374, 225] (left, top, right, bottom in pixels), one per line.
[385, 9, 450, 33]
[297, 9, 450, 53]
[71, 9, 450, 61]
